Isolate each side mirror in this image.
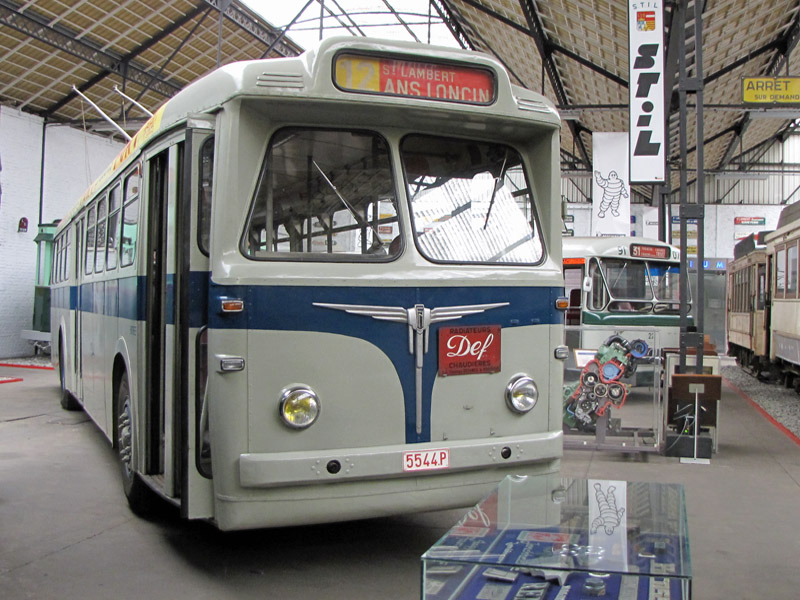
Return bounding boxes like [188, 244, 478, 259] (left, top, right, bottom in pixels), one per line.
[582, 276, 592, 293]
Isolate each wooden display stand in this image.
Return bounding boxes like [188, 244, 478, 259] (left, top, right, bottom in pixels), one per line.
[667, 373, 722, 460]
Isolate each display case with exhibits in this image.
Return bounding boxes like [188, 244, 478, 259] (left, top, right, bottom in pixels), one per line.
[422, 476, 691, 599]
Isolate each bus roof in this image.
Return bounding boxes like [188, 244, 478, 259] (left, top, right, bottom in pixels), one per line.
[57, 37, 560, 233]
[562, 236, 680, 262]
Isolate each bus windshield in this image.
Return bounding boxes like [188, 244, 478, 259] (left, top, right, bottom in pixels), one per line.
[648, 263, 682, 302]
[401, 135, 543, 264]
[591, 258, 686, 312]
[243, 128, 399, 259]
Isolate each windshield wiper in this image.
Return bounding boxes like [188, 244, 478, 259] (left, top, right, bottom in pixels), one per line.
[483, 150, 509, 230]
[312, 160, 384, 245]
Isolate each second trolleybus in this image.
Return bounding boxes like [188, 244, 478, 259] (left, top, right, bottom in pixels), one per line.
[563, 236, 687, 354]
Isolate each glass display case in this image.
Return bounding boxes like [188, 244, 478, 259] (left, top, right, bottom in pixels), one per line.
[562, 328, 666, 454]
[422, 475, 691, 599]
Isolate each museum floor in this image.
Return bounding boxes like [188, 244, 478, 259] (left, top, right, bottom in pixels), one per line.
[1, 359, 799, 599]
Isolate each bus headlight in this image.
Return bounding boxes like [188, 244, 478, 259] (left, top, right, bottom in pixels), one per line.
[279, 386, 320, 429]
[505, 374, 538, 414]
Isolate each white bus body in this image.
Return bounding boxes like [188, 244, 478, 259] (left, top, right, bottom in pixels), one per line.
[51, 37, 565, 530]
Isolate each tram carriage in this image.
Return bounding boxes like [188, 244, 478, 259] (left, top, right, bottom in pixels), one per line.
[726, 231, 771, 372]
[726, 202, 800, 387]
[50, 37, 566, 530]
[765, 202, 800, 384]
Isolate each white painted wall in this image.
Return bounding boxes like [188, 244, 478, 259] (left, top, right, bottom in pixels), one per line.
[666, 203, 785, 258]
[0, 106, 122, 358]
[566, 201, 788, 256]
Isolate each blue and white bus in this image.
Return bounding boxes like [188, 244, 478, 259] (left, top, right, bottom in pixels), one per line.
[51, 37, 566, 530]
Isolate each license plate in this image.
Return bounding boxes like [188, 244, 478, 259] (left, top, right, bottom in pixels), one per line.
[403, 449, 450, 472]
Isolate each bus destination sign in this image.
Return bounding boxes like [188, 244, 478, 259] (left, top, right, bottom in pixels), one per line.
[630, 243, 669, 259]
[334, 53, 495, 105]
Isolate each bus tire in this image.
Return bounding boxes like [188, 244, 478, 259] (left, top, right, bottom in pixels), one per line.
[58, 339, 81, 411]
[116, 373, 152, 515]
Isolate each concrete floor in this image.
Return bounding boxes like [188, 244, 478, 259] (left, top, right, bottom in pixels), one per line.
[2, 361, 800, 599]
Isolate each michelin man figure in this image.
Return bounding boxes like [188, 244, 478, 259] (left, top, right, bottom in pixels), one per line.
[594, 170, 628, 218]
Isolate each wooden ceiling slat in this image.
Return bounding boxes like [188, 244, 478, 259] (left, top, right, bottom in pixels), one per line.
[2, 0, 798, 201]
[0, 0, 301, 128]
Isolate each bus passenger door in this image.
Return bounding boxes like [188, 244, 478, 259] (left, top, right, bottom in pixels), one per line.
[143, 139, 183, 498]
[74, 218, 84, 400]
[180, 127, 215, 519]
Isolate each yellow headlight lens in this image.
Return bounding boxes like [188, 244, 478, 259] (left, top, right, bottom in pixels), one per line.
[279, 386, 320, 429]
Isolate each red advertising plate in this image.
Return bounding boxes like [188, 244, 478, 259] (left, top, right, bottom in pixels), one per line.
[438, 325, 501, 376]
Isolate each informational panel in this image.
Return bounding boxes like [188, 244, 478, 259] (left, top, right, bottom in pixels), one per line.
[733, 215, 766, 241]
[628, 1, 665, 182]
[592, 132, 631, 237]
[742, 77, 800, 103]
[641, 205, 660, 238]
[671, 215, 698, 256]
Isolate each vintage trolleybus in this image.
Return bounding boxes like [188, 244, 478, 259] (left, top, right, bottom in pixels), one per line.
[563, 236, 686, 353]
[50, 37, 566, 530]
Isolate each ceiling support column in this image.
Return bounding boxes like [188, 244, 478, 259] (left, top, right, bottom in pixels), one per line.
[677, 0, 705, 374]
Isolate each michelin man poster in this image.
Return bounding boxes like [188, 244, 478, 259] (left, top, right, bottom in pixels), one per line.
[592, 132, 631, 237]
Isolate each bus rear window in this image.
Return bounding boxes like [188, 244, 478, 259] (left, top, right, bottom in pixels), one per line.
[401, 135, 543, 264]
[243, 128, 399, 260]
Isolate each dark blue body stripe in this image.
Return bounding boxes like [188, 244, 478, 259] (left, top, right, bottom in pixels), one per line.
[52, 275, 172, 323]
[209, 282, 564, 443]
[52, 273, 564, 443]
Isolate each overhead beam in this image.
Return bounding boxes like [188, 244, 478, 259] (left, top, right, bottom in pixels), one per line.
[455, 0, 625, 87]
[202, 0, 302, 57]
[704, 39, 781, 85]
[0, 0, 182, 100]
[437, 1, 527, 86]
[517, 0, 591, 166]
[42, 4, 213, 118]
[430, 0, 473, 50]
[715, 8, 800, 169]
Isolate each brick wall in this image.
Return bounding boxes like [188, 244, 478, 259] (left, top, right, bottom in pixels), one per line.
[0, 107, 122, 358]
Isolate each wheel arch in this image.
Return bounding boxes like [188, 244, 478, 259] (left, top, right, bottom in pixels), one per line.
[111, 343, 132, 450]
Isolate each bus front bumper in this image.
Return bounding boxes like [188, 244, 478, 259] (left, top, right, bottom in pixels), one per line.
[238, 430, 562, 488]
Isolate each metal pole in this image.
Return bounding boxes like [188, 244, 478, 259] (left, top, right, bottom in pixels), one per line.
[38, 120, 47, 226]
[113, 85, 153, 117]
[678, 0, 689, 374]
[694, 1, 706, 374]
[70, 86, 131, 141]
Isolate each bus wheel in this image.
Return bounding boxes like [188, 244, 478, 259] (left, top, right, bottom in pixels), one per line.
[116, 374, 151, 514]
[58, 340, 81, 411]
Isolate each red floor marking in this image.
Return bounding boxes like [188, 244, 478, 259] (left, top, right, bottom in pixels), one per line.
[723, 376, 800, 447]
[0, 363, 54, 370]
[0, 378, 24, 384]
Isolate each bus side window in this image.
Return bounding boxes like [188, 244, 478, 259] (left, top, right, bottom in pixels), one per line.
[121, 165, 140, 268]
[94, 196, 107, 273]
[106, 184, 121, 270]
[85, 205, 96, 276]
[198, 137, 214, 255]
[64, 226, 71, 281]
